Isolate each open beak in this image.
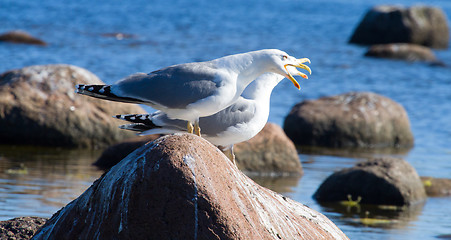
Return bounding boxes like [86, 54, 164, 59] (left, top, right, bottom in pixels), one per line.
[284, 58, 312, 90]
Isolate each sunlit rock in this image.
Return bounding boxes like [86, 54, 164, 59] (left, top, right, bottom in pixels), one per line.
[235, 122, 303, 176]
[283, 92, 414, 149]
[313, 157, 427, 206]
[94, 123, 303, 176]
[0, 64, 144, 148]
[33, 134, 348, 240]
[349, 5, 449, 49]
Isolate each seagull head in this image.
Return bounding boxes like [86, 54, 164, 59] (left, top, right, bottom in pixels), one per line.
[264, 49, 312, 90]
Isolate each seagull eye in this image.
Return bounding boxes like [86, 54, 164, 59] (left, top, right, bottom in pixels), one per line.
[282, 55, 288, 60]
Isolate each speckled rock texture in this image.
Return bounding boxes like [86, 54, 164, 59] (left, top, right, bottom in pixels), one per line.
[0, 64, 144, 148]
[0, 217, 47, 240]
[33, 134, 348, 240]
[235, 122, 303, 176]
[284, 92, 414, 148]
[313, 157, 427, 206]
[349, 5, 449, 49]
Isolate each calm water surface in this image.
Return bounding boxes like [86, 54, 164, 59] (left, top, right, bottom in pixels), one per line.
[1, 0, 450, 239]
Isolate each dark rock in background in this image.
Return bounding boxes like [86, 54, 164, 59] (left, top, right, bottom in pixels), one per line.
[313, 157, 427, 206]
[284, 92, 414, 149]
[349, 5, 449, 49]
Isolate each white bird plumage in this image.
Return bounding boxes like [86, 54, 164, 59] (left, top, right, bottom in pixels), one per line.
[76, 49, 311, 136]
[114, 69, 311, 162]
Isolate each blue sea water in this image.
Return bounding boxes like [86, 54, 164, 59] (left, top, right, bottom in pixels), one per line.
[1, 0, 451, 239]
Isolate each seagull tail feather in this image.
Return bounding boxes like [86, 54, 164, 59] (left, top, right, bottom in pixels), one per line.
[114, 114, 157, 126]
[118, 123, 154, 132]
[115, 114, 162, 134]
[75, 84, 146, 104]
[115, 113, 186, 135]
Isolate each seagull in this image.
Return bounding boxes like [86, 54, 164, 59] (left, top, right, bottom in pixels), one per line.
[76, 49, 311, 136]
[113, 67, 311, 163]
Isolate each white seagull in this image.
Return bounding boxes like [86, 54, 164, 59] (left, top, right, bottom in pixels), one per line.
[76, 49, 310, 136]
[114, 68, 311, 163]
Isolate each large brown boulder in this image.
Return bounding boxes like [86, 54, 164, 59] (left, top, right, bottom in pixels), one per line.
[33, 134, 348, 240]
[0, 30, 47, 46]
[283, 92, 414, 148]
[349, 5, 449, 49]
[0, 217, 47, 240]
[313, 157, 427, 206]
[235, 122, 303, 176]
[0, 64, 144, 148]
[365, 43, 442, 63]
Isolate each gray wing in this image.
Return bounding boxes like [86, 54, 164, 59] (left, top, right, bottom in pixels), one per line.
[199, 98, 256, 136]
[113, 62, 221, 109]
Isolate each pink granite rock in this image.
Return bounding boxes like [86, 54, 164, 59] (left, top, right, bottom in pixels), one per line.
[33, 134, 348, 240]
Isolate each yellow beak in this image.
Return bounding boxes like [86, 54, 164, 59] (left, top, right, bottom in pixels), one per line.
[284, 58, 312, 90]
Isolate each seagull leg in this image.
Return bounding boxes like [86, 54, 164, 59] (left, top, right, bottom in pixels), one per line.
[230, 145, 236, 165]
[219, 145, 236, 165]
[194, 120, 201, 136]
[187, 121, 194, 134]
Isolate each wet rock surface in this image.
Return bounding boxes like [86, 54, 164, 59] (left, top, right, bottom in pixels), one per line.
[313, 157, 427, 206]
[33, 134, 348, 240]
[0, 217, 47, 240]
[0, 64, 144, 148]
[349, 5, 449, 49]
[234, 122, 303, 176]
[284, 92, 414, 149]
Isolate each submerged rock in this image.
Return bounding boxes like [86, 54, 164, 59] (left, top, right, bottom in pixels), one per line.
[0, 217, 47, 240]
[234, 123, 303, 176]
[349, 5, 449, 49]
[0, 30, 47, 46]
[33, 134, 348, 240]
[313, 157, 427, 206]
[365, 43, 442, 63]
[421, 176, 451, 197]
[0, 64, 144, 148]
[284, 92, 414, 149]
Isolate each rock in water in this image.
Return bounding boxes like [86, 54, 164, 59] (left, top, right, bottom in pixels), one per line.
[349, 5, 449, 49]
[0, 217, 47, 240]
[93, 123, 303, 176]
[313, 157, 427, 206]
[284, 92, 414, 149]
[33, 134, 348, 240]
[420, 177, 451, 197]
[0, 30, 47, 46]
[365, 43, 441, 63]
[235, 122, 303, 176]
[0, 64, 144, 148]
